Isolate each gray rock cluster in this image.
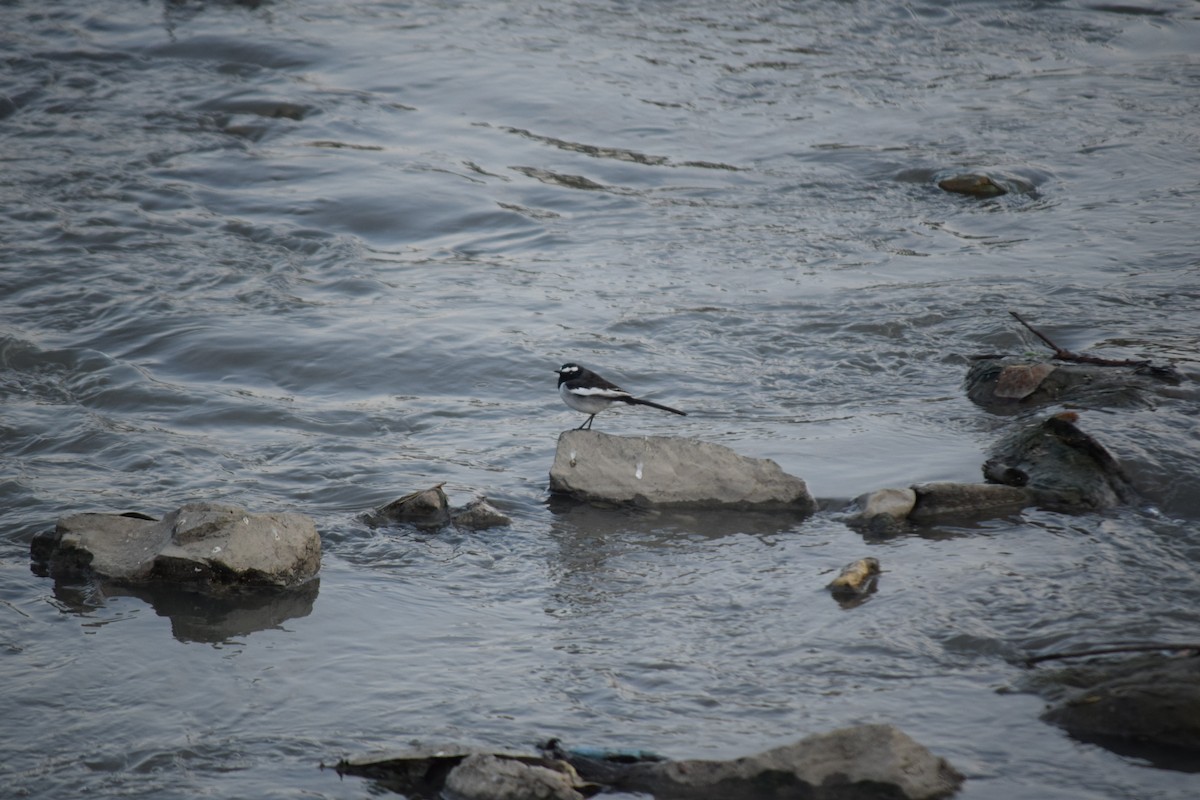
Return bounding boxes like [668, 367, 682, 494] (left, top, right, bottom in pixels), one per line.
[362, 484, 512, 530]
[26, 341, 1182, 799]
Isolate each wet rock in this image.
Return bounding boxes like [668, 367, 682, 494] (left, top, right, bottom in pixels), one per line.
[827, 557, 881, 599]
[983, 412, 1137, 510]
[1031, 653, 1200, 760]
[364, 484, 451, 529]
[849, 487, 917, 532]
[31, 502, 320, 591]
[444, 753, 588, 800]
[990, 361, 1059, 401]
[451, 497, 512, 530]
[557, 724, 963, 800]
[965, 356, 1180, 413]
[549, 430, 815, 512]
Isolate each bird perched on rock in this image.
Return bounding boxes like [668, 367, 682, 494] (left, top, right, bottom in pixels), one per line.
[554, 363, 687, 430]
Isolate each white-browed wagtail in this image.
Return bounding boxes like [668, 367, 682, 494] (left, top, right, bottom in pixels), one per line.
[555, 363, 687, 430]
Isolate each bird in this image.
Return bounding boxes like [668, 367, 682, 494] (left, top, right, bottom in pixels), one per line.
[554, 363, 687, 430]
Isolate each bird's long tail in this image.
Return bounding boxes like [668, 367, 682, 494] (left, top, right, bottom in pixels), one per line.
[623, 397, 687, 416]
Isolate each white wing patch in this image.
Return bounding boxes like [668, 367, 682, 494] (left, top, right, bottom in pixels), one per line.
[569, 387, 630, 399]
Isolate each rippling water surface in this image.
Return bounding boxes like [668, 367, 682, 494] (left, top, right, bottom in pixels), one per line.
[2, 0, 1199, 797]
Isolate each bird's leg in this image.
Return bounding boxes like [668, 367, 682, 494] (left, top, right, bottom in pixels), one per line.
[577, 414, 595, 431]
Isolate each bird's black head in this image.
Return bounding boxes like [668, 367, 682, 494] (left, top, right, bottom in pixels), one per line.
[555, 363, 583, 386]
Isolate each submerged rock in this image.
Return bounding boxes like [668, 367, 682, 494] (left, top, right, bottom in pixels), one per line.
[549, 430, 815, 512]
[965, 356, 1180, 413]
[1028, 653, 1200, 764]
[31, 502, 321, 592]
[938, 172, 1008, 197]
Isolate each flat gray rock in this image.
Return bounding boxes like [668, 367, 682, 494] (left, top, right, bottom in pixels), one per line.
[549, 430, 815, 512]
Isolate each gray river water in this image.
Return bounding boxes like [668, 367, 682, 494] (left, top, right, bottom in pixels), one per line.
[3, 0, 1199, 797]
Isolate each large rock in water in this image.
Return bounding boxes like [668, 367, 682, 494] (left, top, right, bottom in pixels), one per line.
[31, 502, 321, 591]
[549, 430, 815, 512]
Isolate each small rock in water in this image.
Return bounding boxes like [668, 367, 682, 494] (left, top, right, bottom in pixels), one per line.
[827, 557, 881, 598]
[363, 487, 512, 531]
[364, 484, 450, 529]
[849, 487, 917, 533]
[938, 173, 1008, 196]
[450, 497, 512, 530]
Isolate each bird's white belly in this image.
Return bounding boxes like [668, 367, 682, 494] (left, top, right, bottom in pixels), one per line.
[560, 384, 617, 414]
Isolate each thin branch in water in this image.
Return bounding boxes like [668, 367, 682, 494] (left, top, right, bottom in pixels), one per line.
[1007, 310, 1151, 368]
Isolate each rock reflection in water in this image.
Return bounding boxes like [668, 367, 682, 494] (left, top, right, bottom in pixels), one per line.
[45, 576, 319, 644]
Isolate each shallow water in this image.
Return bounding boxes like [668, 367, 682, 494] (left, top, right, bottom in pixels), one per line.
[2, 0, 1199, 797]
